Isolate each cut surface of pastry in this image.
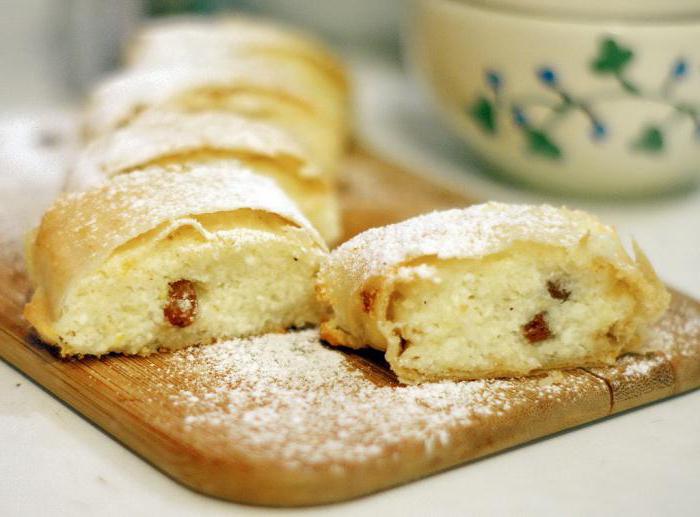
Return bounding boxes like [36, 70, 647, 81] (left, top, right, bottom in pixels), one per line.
[82, 62, 346, 172]
[68, 110, 341, 243]
[318, 203, 670, 383]
[24, 165, 327, 357]
[125, 15, 349, 93]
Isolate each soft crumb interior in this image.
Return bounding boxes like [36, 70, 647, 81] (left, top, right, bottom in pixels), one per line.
[55, 209, 325, 355]
[387, 244, 639, 379]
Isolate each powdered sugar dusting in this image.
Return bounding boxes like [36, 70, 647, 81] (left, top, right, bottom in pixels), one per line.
[321, 203, 619, 298]
[128, 16, 340, 73]
[69, 110, 321, 192]
[642, 297, 700, 359]
[151, 329, 599, 469]
[621, 355, 665, 378]
[145, 297, 700, 470]
[85, 62, 324, 137]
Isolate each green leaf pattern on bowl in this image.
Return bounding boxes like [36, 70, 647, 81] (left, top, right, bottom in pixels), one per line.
[470, 96, 497, 134]
[467, 36, 700, 160]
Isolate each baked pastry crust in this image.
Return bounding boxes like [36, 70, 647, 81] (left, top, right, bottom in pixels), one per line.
[125, 15, 349, 94]
[68, 110, 341, 243]
[318, 202, 670, 383]
[25, 165, 327, 356]
[82, 61, 347, 172]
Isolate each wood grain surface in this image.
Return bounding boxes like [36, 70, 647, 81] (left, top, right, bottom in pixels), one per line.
[0, 142, 699, 507]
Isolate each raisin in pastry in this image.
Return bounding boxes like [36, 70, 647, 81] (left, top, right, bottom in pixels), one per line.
[318, 202, 669, 383]
[24, 165, 327, 357]
[68, 110, 341, 243]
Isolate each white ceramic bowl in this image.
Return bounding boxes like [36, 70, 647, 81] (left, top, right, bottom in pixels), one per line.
[405, 0, 700, 195]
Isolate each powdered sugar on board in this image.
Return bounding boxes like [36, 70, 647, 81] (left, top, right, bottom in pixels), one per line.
[642, 296, 700, 359]
[143, 296, 700, 471]
[149, 329, 599, 470]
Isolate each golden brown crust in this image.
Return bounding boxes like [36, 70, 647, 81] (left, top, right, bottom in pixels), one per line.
[125, 15, 350, 93]
[24, 165, 325, 344]
[83, 60, 347, 143]
[320, 203, 634, 303]
[69, 110, 327, 191]
[318, 203, 671, 383]
[66, 110, 342, 243]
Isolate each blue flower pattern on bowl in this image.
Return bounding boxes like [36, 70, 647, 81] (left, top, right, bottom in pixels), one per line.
[468, 37, 700, 159]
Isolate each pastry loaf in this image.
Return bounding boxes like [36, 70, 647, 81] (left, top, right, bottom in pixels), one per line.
[24, 165, 327, 356]
[68, 110, 340, 243]
[82, 61, 346, 173]
[125, 16, 349, 94]
[318, 203, 670, 383]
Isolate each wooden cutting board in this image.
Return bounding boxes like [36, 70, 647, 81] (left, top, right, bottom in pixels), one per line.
[1, 141, 699, 507]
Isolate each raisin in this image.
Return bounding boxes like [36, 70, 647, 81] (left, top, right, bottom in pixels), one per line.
[547, 280, 570, 301]
[398, 336, 409, 356]
[164, 279, 198, 328]
[522, 312, 552, 343]
[360, 289, 377, 313]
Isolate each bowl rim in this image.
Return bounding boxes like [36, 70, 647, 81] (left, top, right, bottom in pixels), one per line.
[444, 0, 700, 22]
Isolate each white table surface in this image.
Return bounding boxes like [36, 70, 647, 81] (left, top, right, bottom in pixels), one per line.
[1, 55, 699, 517]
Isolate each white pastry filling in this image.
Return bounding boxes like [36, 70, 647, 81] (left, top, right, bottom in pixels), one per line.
[385, 243, 640, 379]
[54, 210, 324, 355]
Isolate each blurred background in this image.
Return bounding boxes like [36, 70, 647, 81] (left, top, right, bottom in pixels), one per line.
[0, 0, 401, 108]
